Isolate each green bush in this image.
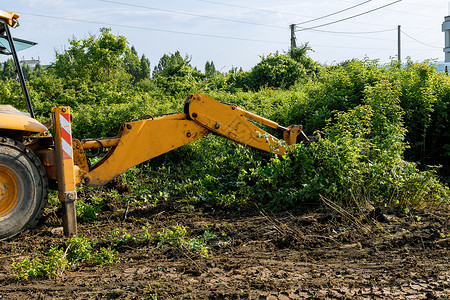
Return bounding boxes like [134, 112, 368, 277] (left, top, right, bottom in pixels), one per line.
[247, 81, 448, 210]
[245, 52, 307, 91]
[1, 26, 448, 212]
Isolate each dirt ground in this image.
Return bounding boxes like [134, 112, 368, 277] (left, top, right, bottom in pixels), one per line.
[0, 198, 449, 299]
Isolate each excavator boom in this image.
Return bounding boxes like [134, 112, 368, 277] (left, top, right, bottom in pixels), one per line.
[77, 94, 308, 187]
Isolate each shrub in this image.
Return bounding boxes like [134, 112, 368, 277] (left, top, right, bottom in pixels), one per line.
[248, 81, 448, 210]
[246, 52, 307, 91]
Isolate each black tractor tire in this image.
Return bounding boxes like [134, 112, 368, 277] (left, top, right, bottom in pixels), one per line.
[0, 137, 48, 240]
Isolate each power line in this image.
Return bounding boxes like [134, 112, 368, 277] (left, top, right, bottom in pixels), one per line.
[295, 0, 373, 26]
[311, 43, 394, 51]
[17, 12, 287, 45]
[306, 28, 396, 35]
[196, 0, 309, 18]
[341, 0, 444, 19]
[199, 0, 426, 31]
[98, 0, 285, 30]
[401, 30, 441, 49]
[296, 0, 402, 32]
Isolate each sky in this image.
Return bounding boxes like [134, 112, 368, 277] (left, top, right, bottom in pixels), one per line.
[2, 0, 449, 72]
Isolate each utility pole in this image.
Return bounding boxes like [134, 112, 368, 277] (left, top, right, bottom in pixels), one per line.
[290, 24, 297, 49]
[398, 25, 401, 63]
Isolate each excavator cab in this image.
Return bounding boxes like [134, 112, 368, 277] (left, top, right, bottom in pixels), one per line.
[0, 11, 45, 139]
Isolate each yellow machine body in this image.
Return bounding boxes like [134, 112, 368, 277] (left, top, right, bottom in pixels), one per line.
[0, 105, 47, 136]
[0, 10, 19, 27]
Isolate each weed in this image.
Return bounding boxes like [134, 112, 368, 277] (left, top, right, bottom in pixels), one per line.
[183, 238, 209, 258]
[10, 246, 69, 280]
[67, 235, 93, 264]
[76, 200, 101, 222]
[108, 228, 138, 246]
[153, 225, 211, 258]
[10, 235, 119, 280]
[142, 223, 152, 241]
[92, 246, 119, 265]
[154, 224, 187, 247]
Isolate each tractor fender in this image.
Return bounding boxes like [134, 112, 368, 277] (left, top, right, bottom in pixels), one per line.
[0, 105, 47, 134]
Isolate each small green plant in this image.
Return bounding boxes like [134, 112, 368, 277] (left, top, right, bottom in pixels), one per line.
[10, 235, 120, 280]
[154, 224, 187, 247]
[142, 223, 152, 241]
[76, 200, 101, 222]
[108, 228, 138, 245]
[153, 225, 212, 258]
[67, 235, 93, 264]
[92, 246, 119, 265]
[184, 238, 209, 258]
[202, 228, 217, 241]
[10, 246, 69, 280]
[44, 190, 61, 215]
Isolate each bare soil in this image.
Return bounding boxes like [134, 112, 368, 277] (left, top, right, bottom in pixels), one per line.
[0, 198, 449, 299]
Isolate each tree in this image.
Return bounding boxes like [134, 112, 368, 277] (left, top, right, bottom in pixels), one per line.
[138, 54, 150, 81]
[1, 59, 16, 80]
[288, 42, 320, 76]
[22, 64, 32, 80]
[152, 51, 204, 95]
[123, 46, 150, 82]
[49, 28, 132, 82]
[124, 45, 140, 81]
[246, 52, 306, 91]
[33, 62, 45, 78]
[152, 51, 190, 78]
[205, 61, 217, 77]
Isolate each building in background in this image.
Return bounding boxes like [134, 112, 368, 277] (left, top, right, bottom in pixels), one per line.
[436, 14, 450, 73]
[19, 57, 41, 70]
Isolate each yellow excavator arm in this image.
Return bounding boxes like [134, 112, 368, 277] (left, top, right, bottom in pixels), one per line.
[0, 8, 311, 239]
[0, 10, 19, 27]
[71, 94, 309, 186]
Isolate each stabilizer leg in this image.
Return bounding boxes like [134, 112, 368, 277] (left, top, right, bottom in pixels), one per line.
[52, 107, 77, 237]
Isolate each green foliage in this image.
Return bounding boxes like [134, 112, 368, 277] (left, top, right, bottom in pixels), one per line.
[10, 246, 69, 280]
[247, 81, 448, 209]
[245, 52, 307, 91]
[108, 228, 138, 245]
[205, 61, 217, 77]
[1, 26, 448, 212]
[154, 224, 210, 258]
[49, 28, 133, 83]
[67, 235, 92, 263]
[92, 247, 120, 266]
[153, 51, 188, 78]
[75, 197, 103, 222]
[152, 51, 204, 95]
[125, 46, 151, 82]
[10, 236, 119, 280]
[289, 43, 320, 76]
[220, 46, 318, 92]
[154, 224, 187, 247]
[142, 223, 153, 241]
[0, 59, 16, 80]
